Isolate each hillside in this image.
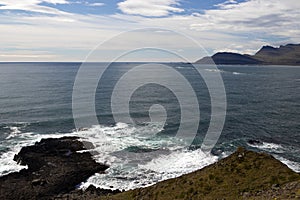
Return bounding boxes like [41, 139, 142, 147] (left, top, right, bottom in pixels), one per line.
[196, 44, 300, 65]
[199, 52, 262, 65]
[254, 44, 300, 65]
[46, 147, 300, 200]
[102, 147, 300, 200]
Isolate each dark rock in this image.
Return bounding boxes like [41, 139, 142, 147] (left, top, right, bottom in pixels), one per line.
[214, 52, 261, 65]
[50, 185, 122, 199]
[0, 137, 109, 200]
[196, 52, 262, 65]
[32, 178, 47, 186]
[85, 185, 121, 196]
[247, 139, 262, 146]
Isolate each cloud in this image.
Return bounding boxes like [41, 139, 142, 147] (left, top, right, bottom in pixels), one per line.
[189, 0, 300, 42]
[215, 0, 238, 9]
[0, 0, 70, 15]
[108, 0, 300, 55]
[88, 2, 104, 7]
[117, 0, 184, 17]
[0, 0, 299, 61]
[207, 0, 300, 30]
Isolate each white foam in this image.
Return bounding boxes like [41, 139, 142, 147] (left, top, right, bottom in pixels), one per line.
[1, 123, 299, 192]
[204, 69, 224, 73]
[248, 142, 284, 153]
[0, 122, 164, 171]
[204, 69, 244, 75]
[274, 156, 300, 173]
[65, 122, 217, 190]
[5, 126, 22, 139]
[0, 132, 38, 176]
[0, 150, 28, 176]
[140, 149, 217, 174]
[0, 131, 74, 176]
[232, 72, 243, 75]
[175, 66, 193, 69]
[4, 123, 30, 140]
[81, 148, 218, 191]
[248, 141, 300, 173]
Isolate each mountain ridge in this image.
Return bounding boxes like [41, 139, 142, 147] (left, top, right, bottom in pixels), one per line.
[196, 43, 300, 65]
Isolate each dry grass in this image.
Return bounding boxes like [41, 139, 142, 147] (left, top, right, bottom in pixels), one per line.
[100, 147, 300, 200]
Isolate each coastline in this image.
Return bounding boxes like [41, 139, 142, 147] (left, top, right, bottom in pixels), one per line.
[0, 137, 119, 200]
[0, 137, 299, 199]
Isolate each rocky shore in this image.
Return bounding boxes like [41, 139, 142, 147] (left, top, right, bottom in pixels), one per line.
[0, 137, 120, 200]
[0, 137, 299, 200]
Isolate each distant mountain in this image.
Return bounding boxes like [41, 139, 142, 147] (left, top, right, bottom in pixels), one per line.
[254, 44, 300, 65]
[196, 44, 300, 65]
[198, 52, 262, 65]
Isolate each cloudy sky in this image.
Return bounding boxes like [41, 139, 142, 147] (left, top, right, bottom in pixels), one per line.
[0, 0, 299, 61]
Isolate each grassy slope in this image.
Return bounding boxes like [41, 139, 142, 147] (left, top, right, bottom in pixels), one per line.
[101, 147, 300, 200]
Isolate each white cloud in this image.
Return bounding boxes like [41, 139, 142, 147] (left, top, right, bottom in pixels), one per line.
[0, 0, 70, 15]
[188, 0, 300, 46]
[215, 0, 238, 9]
[117, 0, 184, 17]
[0, 0, 299, 61]
[104, 0, 300, 55]
[204, 0, 300, 31]
[45, 0, 68, 4]
[0, 53, 57, 59]
[88, 2, 105, 7]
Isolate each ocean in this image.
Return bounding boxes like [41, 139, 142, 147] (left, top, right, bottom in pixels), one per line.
[0, 62, 299, 190]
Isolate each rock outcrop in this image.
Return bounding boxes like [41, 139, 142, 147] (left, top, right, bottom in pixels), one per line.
[0, 137, 110, 200]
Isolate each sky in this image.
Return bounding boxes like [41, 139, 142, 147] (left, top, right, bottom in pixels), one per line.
[0, 0, 299, 62]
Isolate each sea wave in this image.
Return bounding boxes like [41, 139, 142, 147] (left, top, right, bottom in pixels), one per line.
[204, 69, 224, 73]
[0, 122, 217, 190]
[248, 141, 285, 153]
[0, 123, 299, 191]
[232, 72, 243, 75]
[74, 122, 219, 190]
[81, 147, 218, 191]
[247, 140, 300, 173]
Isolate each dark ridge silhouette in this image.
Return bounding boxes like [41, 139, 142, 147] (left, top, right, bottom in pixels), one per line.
[196, 43, 300, 65]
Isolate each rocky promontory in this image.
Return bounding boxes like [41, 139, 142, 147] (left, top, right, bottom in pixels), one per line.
[0, 137, 117, 200]
[105, 147, 300, 200]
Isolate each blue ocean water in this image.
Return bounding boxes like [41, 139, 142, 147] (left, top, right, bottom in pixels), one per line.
[0, 62, 299, 190]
